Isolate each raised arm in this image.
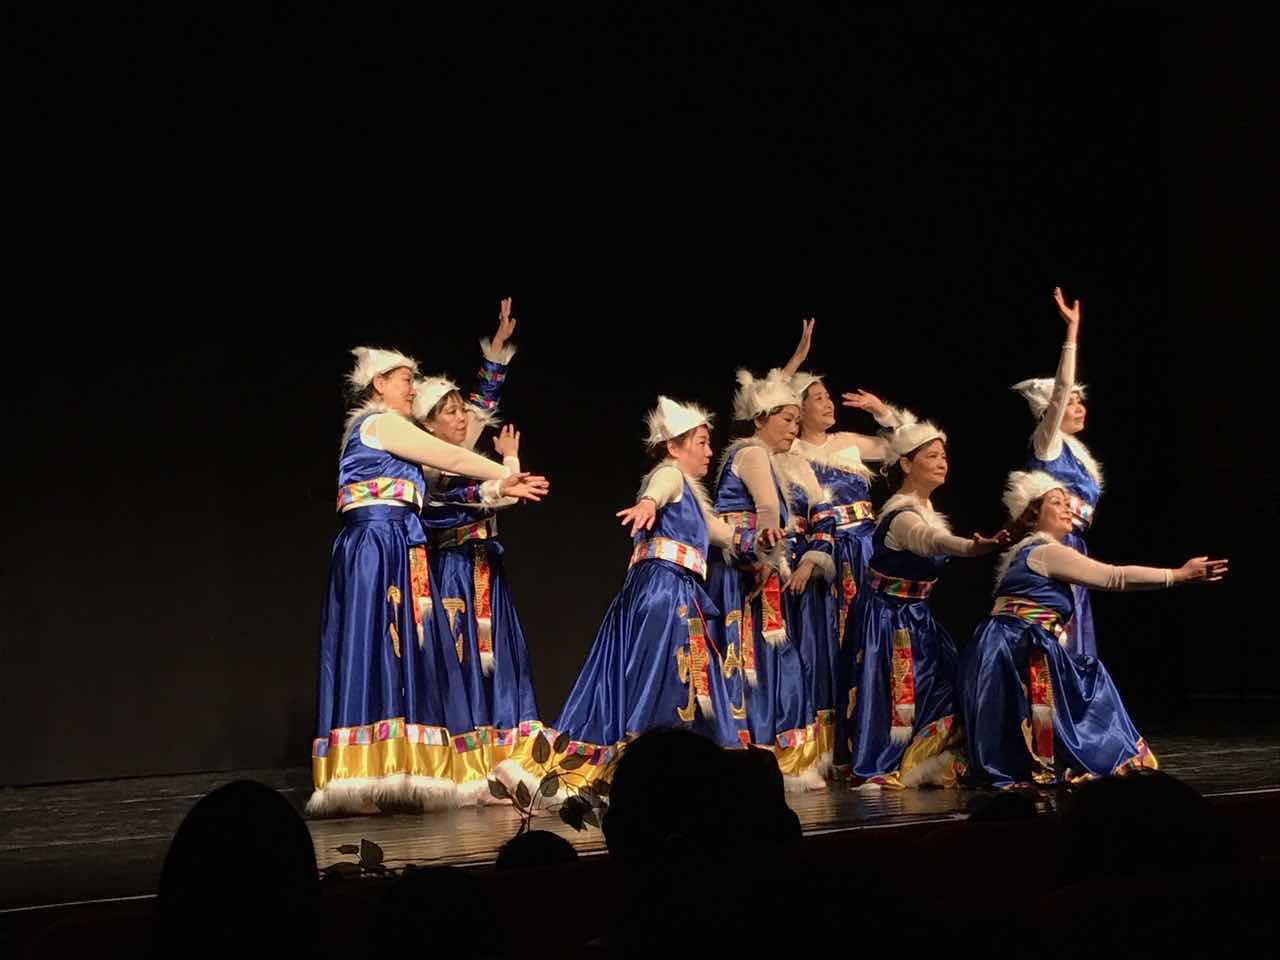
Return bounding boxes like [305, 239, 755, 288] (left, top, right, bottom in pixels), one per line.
[1029, 287, 1081, 461]
[780, 318, 815, 378]
[838, 391, 905, 461]
[462, 297, 518, 450]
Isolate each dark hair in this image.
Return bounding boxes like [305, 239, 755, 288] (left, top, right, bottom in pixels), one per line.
[1004, 498, 1045, 543]
[346, 382, 378, 407]
[423, 389, 465, 423]
[654, 424, 708, 461]
[883, 438, 943, 491]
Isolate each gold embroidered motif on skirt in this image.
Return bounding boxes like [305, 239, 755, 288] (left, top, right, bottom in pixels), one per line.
[472, 542, 494, 668]
[890, 628, 915, 742]
[675, 614, 712, 722]
[386, 585, 402, 658]
[408, 545, 432, 649]
[441, 597, 466, 664]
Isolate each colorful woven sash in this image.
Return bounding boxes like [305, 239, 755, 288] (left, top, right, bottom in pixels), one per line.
[832, 501, 875, 526]
[866, 566, 936, 599]
[336, 476, 422, 510]
[432, 517, 498, 549]
[991, 595, 1069, 648]
[629, 536, 708, 578]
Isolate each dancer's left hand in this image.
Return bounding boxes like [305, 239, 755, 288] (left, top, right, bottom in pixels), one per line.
[970, 530, 1010, 556]
[493, 424, 520, 458]
[784, 559, 815, 594]
[492, 297, 517, 352]
[616, 498, 657, 535]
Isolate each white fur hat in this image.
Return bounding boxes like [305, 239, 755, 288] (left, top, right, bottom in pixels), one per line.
[645, 396, 714, 447]
[733, 368, 800, 421]
[348, 347, 419, 391]
[789, 370, 824, 399]
[410, 375, 461, 422]
[1011, 377, 1088, 419]
[1002, 470, 1066, 521]
[884, 408, 947, 460]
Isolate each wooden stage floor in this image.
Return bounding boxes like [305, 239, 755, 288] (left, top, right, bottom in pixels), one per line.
[3, 718, 1278, 914]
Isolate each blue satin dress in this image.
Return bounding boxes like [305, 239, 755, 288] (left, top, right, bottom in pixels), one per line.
[839, 508, 965, 787]
[548, 473, 745, 787]
[707, 443, 821, 786]
[959, 542, 1157, 788]
[1027, 440, 1101, 658]
[779, 473, 838, 771]
[422, 351, 544, 789]
[803, 451, 877, 768]
[310, 412, 480, 815]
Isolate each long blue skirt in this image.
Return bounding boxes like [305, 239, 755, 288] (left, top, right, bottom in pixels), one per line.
[831, 521, 874, 766]
[1063, 530, 1097, 658]
[959, 616, 1156, 787]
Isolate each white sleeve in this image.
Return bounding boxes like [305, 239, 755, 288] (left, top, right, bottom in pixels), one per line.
[1031, 341, 1077, 462]
[829, 431, 889, 463]
[734, 447, 781, 531]
[371, 412, 511, 482]
[1027, 542, 1172, 591]
[704, 510, 735, 550]
[884, 511, 975, 558]
[481, 456, 522, 508]
[639, 466, 685, 509]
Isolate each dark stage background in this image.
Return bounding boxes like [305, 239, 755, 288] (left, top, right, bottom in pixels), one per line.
[5, 5, 1269, 784]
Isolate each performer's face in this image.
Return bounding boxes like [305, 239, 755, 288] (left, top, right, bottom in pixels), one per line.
[1036, 488, 1073, 539]
[426, 394, 469, 445]
[1062, 391, 1087, 435]
[902, 439, 948, 490]
[801, 382, 836, 432]
[373, 367, 416, 417]
[756, 405, 801, 452]
[670, 425, 713, 479]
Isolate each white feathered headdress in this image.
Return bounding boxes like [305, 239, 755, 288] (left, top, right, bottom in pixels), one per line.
[645, 396, 713, 447]
[732, 368, 800, 421]
[347, 347, 419, 391]
[411, 375, 462, 422]
[789, 370, 824, 399]
[884, 408, 947, 460]
[1002, 470, 1066, 522]
[1011, 377, 1088, 419]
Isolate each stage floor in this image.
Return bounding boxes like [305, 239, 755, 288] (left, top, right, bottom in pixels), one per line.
[3, 718, 1278, 914]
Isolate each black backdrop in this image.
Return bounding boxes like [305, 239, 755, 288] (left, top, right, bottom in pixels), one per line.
[5, 5, 1268, 785]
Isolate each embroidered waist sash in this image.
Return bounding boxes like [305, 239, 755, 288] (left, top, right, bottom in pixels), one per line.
[630, 536, 707, 578]
[432, 517, 499, 549]
[833, 501, 875, 526]
[867, 566, 936, 599]
[991, 595, 1069, 648]
[337, 476, 423, 510]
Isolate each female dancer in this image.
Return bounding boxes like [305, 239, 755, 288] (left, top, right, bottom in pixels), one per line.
[412, 299, 545, 802]
[961, 471, 1227, 787]
[499, 397, 751, 794]
[1011, 287, 1104, 657]
[840, 413, 1005, 788]
[778, 319, 905, 772]
[309, 346, 548, 817]
[709, 369, 826, 791]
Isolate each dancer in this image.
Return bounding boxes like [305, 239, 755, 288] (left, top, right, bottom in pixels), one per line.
[960, 471, 1227, 787]
[778, 318, 905, 772]
[1012, 287, 1103, 657]
[309, 345, 548, 816]
[413, 298, 545, 800]
[499, 397, 751, 795]
[840, 412, 1005, 788]
[709, 369, 826, 791]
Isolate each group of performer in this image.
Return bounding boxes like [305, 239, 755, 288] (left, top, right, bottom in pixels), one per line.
[308, 291, 1227, 817]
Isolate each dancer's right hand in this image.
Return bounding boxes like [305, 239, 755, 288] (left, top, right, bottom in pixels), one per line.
[1175, 556, 1229, 584]
[616, 498, 657, 535]
[758, 527, 785, 549]
[782, 318, 815, 376]
[1053, 286, 1081, 329]
[500, 472, 549, 502]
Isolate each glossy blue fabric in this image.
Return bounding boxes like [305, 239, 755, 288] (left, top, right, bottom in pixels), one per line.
[837, 508, 956, 779]
[315, 503, 476, 751]
[781, 480, 838, 721]
[959, 543, 1150, 787]
[1027, 440, 1101, 658]
[805, 457, 876, 767]
[555, 478, 743, 748]
[420, 350, 539, 734]
[708, 447, 813, 748]
[337, 413, 430, 496]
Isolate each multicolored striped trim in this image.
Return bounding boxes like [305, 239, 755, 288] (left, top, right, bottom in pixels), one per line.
[808, 531, 835, 546]
[336, 476, 423, 510]
[317, 718, 450, 756]
[491, 720, 546, 749]
[866, 566, 936, 599]
[630, 536, 707, 578]
[452, 727, 493, 753]
[775, 723, 819, 750]
[991, 595, 1069, 647]
[559, 739, 618, 766]
[1068, 494, 1095, 531]
[718, 510, 758, 531]
[433, 517, 498, 548]
[833, 501, 875, 526]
